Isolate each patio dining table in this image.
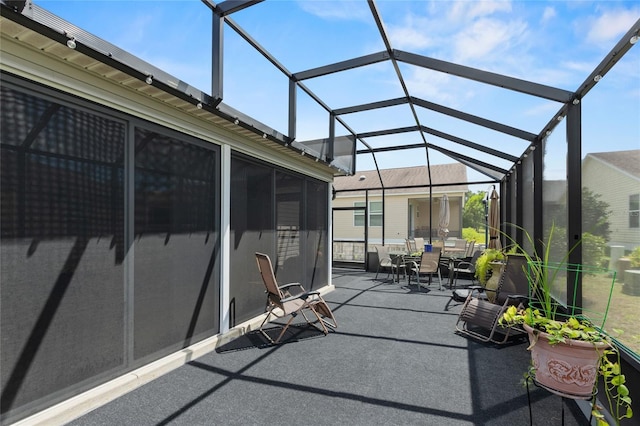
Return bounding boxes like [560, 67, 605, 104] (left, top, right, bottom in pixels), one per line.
[389, 251, 421, 283]
[441, 252, 466, 289]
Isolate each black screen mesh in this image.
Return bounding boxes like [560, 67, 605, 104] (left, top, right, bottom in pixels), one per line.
[133, 127, 220, 360]
[1, 85, 125, 421]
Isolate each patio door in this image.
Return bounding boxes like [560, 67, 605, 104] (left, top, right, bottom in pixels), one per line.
[408, 204, 414, 238]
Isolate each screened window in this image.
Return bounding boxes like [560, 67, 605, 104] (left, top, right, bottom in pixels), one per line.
[370, 201, 382, 226]
[1, 83, 126, 421]
[133, 127, 220, 360]
[354, 202, 365, 226]
[630, 194, 639, 228]
[353, 201, 382, 227]
[229, 153, 329, 325]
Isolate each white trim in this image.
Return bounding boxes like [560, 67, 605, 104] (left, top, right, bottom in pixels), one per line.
[11, 285, 335, 426]
[220, 145, 232, 334]
[0, 36, 334, 184]
[328, 181, 333, 288]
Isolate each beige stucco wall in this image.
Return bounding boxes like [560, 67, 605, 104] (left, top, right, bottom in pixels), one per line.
[332, 191, 465, 245]
[333, 193, 408, 243]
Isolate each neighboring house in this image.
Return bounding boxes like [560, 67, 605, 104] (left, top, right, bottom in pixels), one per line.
[332, 164, 468, 246]
[582, 149, 640, 251]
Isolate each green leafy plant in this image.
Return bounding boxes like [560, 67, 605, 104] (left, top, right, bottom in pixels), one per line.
[501, 306, 632, 425]
[628, 246, 640, 268]
[474, 248, 505, 286]
[498, 223, 633, 425]
[598, 345, 633, 425]
[462, 227, 484, 243]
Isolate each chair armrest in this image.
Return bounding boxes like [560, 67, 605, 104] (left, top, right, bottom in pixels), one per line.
[278, 282, 305, 291]
[280, 290, 320, 303]
[504, 294, 529, 302]
[467, 285, 484, 291]
[466, 285, 498, 294]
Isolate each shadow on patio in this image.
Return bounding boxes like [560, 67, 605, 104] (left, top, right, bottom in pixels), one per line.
[69, 268, 588, 426]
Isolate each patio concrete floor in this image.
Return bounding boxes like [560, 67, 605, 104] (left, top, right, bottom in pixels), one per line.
[68, 268, 589, 426]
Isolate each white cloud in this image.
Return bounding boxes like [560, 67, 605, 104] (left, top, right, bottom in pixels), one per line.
[523, 101, 559, 117]
[120, 13, 155, 46]
[541, 6, 556, 24]
[388, 26, 434, 49]
[561, 60, 596, 74]
[448, 0, 512, 23]
[297, 0, 370, 21]
[585, 9, 639, 45]
[387, 14, 435, 50]
[467, 0, 512, 20]
[405, 68, 474, 106]
[453, 18, 527, 63]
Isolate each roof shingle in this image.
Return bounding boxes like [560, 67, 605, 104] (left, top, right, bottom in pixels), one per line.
[587, 150, 640, 179]
[334, 164, 468, 195]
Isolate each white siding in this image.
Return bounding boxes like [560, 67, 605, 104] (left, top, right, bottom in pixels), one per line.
[583, 157, 640, 250]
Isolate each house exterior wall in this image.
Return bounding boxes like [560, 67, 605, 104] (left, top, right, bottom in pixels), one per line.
[582, 157, 640, 250]
[1, 30, 334, 424]
[333, 193, 408, 243]
[333, 191, 465, 245]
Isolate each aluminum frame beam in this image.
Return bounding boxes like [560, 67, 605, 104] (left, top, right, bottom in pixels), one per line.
[214, 0, 263, 17]
[334, 97, 409, 116]
[356, 143, 425, 154]
[293, 51, 390, 81]
[420, 126, 518, 162]
[537, 19, 640, 142]
[354, 124, 517, 163]
[357, 126, 419, 139]
[394, 50, 574, 103]
[427, 144, 508, 175]
[411, 97, 537, 142]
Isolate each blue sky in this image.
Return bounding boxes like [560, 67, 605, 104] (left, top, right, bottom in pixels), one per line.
[39, 0, 639, 183]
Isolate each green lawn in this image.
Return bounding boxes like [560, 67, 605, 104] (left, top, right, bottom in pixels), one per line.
[583, 274, 640, 356]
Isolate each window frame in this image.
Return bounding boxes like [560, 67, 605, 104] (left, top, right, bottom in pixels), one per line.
[353, 201, 382, 227]
[630, 193, 639, 228]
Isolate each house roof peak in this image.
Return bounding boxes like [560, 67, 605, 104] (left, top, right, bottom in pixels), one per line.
[334, 163, 468, 195]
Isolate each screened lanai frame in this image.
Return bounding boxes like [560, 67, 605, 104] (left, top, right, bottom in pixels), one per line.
[2, 0, 640, 422]
[2, 0, 638, 321]
[3, 2, 637, 228]
[209, 1, 640, 272]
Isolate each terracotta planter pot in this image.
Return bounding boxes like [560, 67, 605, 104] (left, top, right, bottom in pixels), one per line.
[523, 323, 609, 399]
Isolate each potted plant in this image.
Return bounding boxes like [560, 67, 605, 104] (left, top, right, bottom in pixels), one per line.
[498, 224, 633, 425]
[474, 248, 505, 287]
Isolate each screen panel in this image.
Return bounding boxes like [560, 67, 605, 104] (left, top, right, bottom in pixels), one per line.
[133, 127, 220, 360]
[1, 85, 125, 421]
[229, 156, 275, 326]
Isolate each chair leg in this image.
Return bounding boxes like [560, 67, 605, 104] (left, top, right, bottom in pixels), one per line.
[259, 309, 279, 344]
[303, 307, 329, 335]
[273, 314, 297, 344]
[313, 300, 337, 329]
